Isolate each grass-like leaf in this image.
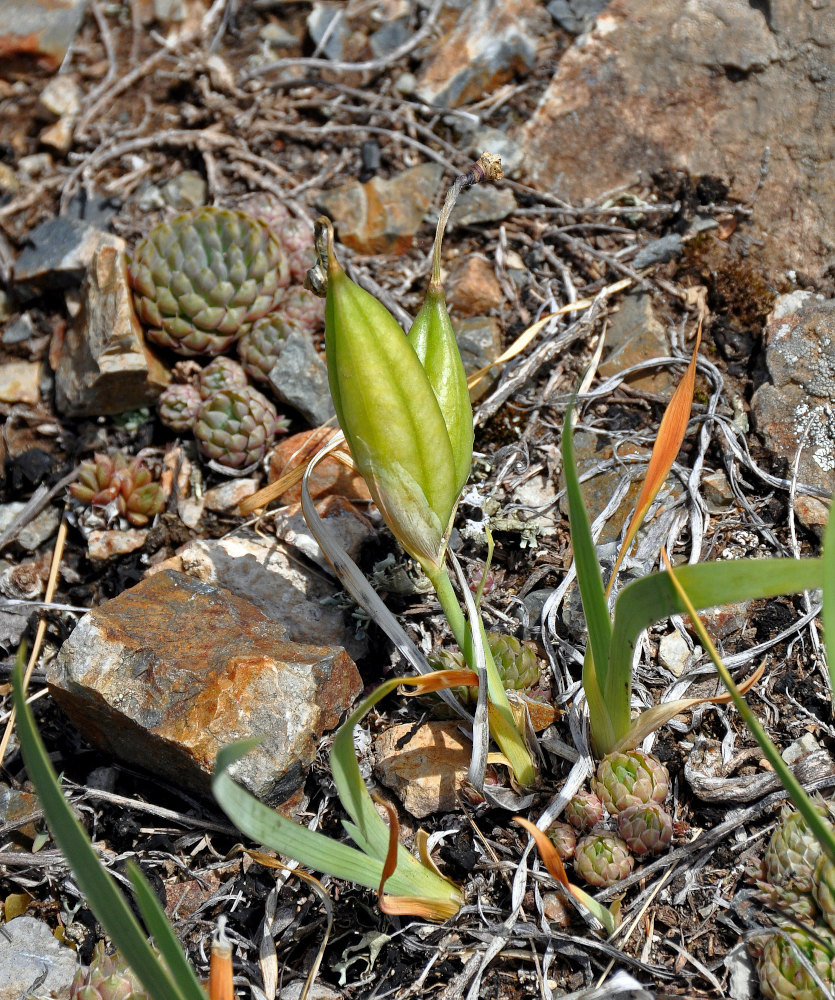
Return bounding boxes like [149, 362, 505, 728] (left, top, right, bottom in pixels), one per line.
[661, 551, 835, 868]
[11, 655, 205, 1000]
[213, 675, 464, 921]
[562, 402, 618, 753]
[824, 508, 835, 695]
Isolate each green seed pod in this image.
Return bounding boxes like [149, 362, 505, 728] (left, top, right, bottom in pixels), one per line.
[407, 282, 473, 498]
[320, 218, 461, 572]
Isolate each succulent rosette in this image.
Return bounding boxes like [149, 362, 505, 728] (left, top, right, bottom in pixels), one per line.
[592, 749, 669, 816]
[765, 801, 830, 894]
[71, 941, 150, 1000]
[129, 207, 289, 356]
[194, 385, 288, 470]
[237, 313, 295, 383]
[754, 925, 835, 1000]
[617, 800, 673, 856]
[198, 356, 249, 400]
[547, 821, 577, 861]
[157, 383, 201, 432]
[277, 286, 325, 335]
[573, 831, 634, 888]
[565, 790, 605, 832]
[430, 632, 539, 704]
[70, 452, 165, 527]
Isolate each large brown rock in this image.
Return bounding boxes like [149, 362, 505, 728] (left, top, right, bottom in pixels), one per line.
[48, 570, 362, 803]
[55, 242, 169, 416]
[520, 0, 835, 281]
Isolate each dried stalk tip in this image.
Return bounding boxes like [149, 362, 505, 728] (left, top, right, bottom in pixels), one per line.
[476, 151, 503, 183]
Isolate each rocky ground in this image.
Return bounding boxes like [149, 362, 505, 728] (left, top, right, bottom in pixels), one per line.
[0, 1, 834, 998]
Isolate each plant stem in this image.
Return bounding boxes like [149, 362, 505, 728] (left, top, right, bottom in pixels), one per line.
[426, 563, 537, 788]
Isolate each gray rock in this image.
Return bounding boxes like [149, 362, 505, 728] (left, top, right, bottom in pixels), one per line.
[55, 241, 170, 416]
[0, 503, 60, 551]
[0, 0, 90, 71]
[271, 495, 376, 575]
[449, 186, 517, 228]
[161, 170, 207, 211]
[0, 915, 78, 1000]
[416, 0, 543, 108]
[369, 19, 409, 59]
[453, 315, 502, 399]
[260, 22, 298, 48]
[632, 234, 683, 269]
[267, 325, 334, 426]
[521, 0, 834, 283]
[546, 0, 608, 34]
[2, 313, 37, 344]
[599, 292, 674, 394]
[176, 533, 366, 660]
[14, 217, 123, 298]
[48, 570, 362, 803]
[307, 3, 349, 60]
[752, 295, 835, 493]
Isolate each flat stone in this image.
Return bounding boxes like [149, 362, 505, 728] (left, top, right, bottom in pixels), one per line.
[307, 2, 349, 61]
[14, 217, 124, 298]
[268, 429, 371, 505]
[271, 495, 376, 574]
[449, 186, 517, 228]
[0, 0, 90, 71]
[0, 360, 41, 404]
[782, 732, 822, 767]
[599, 292, 673, 394]
[160, 170, 207, 211]
[0, 781, 41, 844]
[658, 630, 690, 677]
[751, 295, 835, 493]
[317, 163, 443, 255]
[267, 325, 334, 426]
[37, 75, 82, 118]
[453, 315, 503, 400]
[0, 915, 78, 1000]
[55, 242, 169, 416]
[0, 502, 61, 551]
[2, 313, 37, 344]
[369, 19, 409, 60]
[546, 0, 608, 34]
[702, 470, 734, 510]
[795, 494, 829, 538]
[416, 0, 543, 108]
[521, 0, 834, 283]
[203, 477, 259, 513]
[48, 570, 362, 803]
[260, 23, 298, 49]
[374, 721, 472, 818]
[175, 533, 366, 659]
[87, 528, 149, 560]
[448, 255, 504, 316]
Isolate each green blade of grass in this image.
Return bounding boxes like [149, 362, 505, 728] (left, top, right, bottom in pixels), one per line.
[610, 557, 825, 713]
[11, 656, 202, 1000]
[212, 742, 386, 892]
[662, 553, 835, 868]
[126, 861, 207, 1000]
[562, 403, 620, 748]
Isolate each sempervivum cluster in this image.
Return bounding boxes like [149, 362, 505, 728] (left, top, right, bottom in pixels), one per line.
[237, 314, 294, 383]
[194, 384, 288, 471]
[71, 941, 149, 1000]
[128, 207, 289, 356]
[156, 358, 289, 472]
[749, 800, 835, 999]
[430, 632, 541, 705]
[69, 452, 165, 527]
[564, 749, 673, 889]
